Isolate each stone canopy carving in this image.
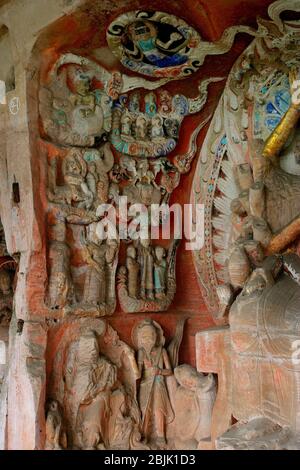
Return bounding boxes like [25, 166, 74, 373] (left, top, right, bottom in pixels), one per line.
[107, 10, 256, 79]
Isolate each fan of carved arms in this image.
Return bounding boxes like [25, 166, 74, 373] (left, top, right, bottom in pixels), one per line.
[192, 0, 300, 323]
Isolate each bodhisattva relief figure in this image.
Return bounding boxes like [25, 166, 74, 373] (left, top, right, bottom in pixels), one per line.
[46, 207, 97, 310]
[139, 239, 154, 300]
[64, 331, 117, 450]
[118, 238, 179, 313]
[104, 238, 119, 308]
[82, 224, 119, 309]
[133, 319, 174, 449]
[126, 246, 140, 299]
[197, 54, 300, 447]
[83, 141, 115, 210]
[227, 69, 300, 280]
[173, 365, 216, 450]
[46, 150, 100, 310]
[217, 69, 300, 319]
[82, 227, 106, 308]
[47, 216, 74, 310]
[45, 400, 65, 450]
[40, 63, 109, 147]
[48, 149, 93, 209]
[0, 269, 13, 325]
[154, 246, 167, 299]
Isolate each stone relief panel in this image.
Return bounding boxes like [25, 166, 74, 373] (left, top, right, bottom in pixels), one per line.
[45, 147, 119, 316]
[46, 317, 216, 450]
[47, 319, 142, 450]
[0, 25, 15, 93]
[192, 0, 300, 450]
[107, 10, 256, 80]
[32, 5, 268, 451]
[38, 29, 222, 316]
[0, 260, 14, 327]
[0, 229, 16, 327]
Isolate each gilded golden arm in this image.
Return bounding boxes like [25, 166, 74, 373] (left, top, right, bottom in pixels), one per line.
[262, 106, 300, 159]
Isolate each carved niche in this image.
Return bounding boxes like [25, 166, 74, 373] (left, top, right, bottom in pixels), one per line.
[46, 317, 216, 451]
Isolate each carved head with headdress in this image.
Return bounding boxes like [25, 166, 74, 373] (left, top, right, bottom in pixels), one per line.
[65, 65, 92, 96]
[62, 148, 87, 185]
[132, 319, 165, 354]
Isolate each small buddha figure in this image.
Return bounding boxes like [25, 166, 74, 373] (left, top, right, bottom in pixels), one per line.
[82, 235, 106, 307]
[121, 113, 132, 139]
[139, 238, 154, 300]
[164, 118, 180, 140]
[154, 246, 167, 299]
[126, 246, 140, 299]
[135, 115, 148, 141]
[145, 92, 157, 118]
[129, 92, 140, 114]
[151, 115, 164, 140]
[64, 331, 117, 450]
[158, 89, 173, 115]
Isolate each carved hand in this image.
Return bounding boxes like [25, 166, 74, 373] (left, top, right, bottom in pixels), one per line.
[151, 366, 161, 377]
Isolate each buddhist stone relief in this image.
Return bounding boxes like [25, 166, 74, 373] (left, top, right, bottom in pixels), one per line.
[192, 0, 300, 449]
[118, 239, 179, 313]
[46, 149, 119, 316]
[5, 0, 300, 452]
[38, 12, 224, 318]
[26, 2, 282, 452]
[107, 10, 256, 79]
[47, 319, 142, 450]
[45, 317, 216, 450]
